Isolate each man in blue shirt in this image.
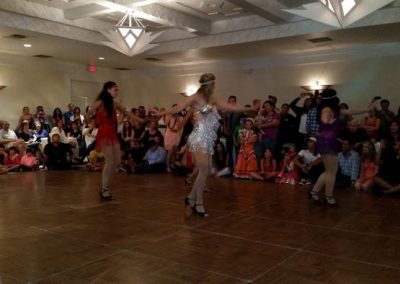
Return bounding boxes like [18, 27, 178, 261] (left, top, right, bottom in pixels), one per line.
[336, 139, 360, 188]
[134, 139, 166, 173]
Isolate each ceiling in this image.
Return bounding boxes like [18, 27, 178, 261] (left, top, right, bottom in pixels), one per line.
[0, 0, 399, 70]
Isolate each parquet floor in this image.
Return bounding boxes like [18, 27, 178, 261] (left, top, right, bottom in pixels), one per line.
[0, 170, 399, 283]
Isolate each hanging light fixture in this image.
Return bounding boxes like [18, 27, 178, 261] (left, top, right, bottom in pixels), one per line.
[116, 11, 145, 49]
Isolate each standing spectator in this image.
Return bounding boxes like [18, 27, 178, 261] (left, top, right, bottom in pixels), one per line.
[234, 118, 258, 179]
[339, 120, 368, 153]
[0, 121, 18, 150]
[336, 139, 361, 189]
[256, 100, 280, 157]
[361, 108, 381, 141]
[15, 106, 35, 131]
[223, 96, 244, 168]
[306, 92, 322, 137]
[378, 99, 395, 138]
[278, 103, 296, 148]
[290, 93, 312, 149]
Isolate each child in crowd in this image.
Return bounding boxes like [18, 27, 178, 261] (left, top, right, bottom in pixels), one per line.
[234, 118, 258, 179]
[294, 137, 323, 185]
[251, 148, 277, 181]
[87, 149, 106, 172]
[276, 148, 299, 184]
[20, 147, 38, 171]
[0, 145, 6, 165]
[212, 140, 231, 177]
[4, 146, 21, 172]
[355, 141, 377, 191]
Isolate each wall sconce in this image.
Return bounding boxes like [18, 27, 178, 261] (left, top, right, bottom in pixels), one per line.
[180, 84, 198, 97]
[301, 81, 331, 92]
[0, 85, 6, 90]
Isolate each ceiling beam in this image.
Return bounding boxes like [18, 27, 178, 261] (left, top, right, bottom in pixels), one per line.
[64, 3, 115, 20]
[227, 0, 290, 23]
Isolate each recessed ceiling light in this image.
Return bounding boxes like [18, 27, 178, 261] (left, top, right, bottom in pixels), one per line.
[23, 44, 32, 48]
[98, 57, 105, 60]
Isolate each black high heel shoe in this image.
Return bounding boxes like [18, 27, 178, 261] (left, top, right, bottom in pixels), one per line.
[193, 204, 208, 217]
[99, 190, 114, 201]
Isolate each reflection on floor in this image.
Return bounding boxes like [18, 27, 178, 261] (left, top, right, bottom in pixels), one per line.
[0, 170, 399, 283]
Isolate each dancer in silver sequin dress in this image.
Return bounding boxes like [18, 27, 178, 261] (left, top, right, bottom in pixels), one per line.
[160, 73, 254, 216]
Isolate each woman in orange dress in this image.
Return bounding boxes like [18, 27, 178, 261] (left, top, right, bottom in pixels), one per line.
[234, 118, 258, 179]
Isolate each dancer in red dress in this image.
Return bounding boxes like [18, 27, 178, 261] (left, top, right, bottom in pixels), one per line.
[89, 81, 140, 200]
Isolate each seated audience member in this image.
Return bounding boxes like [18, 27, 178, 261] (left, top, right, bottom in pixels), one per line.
[51, 107, 63, 129]
[87, 149, 105, 171]
[68, 121, 85, 155]
[70, 106, 85, 129]
[251, 148, 277, 181]
[0, 144, 6, 165]
[0, 121, 18, 150]
[133, 139, 166, 174]
[294, 137, 323, 185]
[276, 148, 299, 184]
[4, 146, 21, 172]
[20, 147, 38, 171]
[373, 139, 400, 195]
[336, 139, 360, 188]
[172, 137, 194, 176]
[34, 105, 50, 131]
[121, 139, 146, 173]
[143, 121, 163, 150]
[355, 141, 377, 191]
[132, 120, 146, 144]
[0, 165, 7, 174]
[212, 141, 231, 177]
[339, 120, 368, 153]
[50, 119, 80, 161]
[44, 133, 72, 170]
[18, 120, 35, 142]
[121, 120, 134, 151]
[32, 121, 49, 142]
[82, 118, 98, 154]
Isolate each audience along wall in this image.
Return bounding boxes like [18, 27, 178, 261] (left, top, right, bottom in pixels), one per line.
[120, 55, 400, 112]
[0, 54, 399, 128]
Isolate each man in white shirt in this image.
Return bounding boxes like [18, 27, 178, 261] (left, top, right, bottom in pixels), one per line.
[294, 137, 323, 185]
[0, 121, 18, 150]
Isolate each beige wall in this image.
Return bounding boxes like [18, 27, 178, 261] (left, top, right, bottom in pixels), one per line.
[1, 55, 399, 128]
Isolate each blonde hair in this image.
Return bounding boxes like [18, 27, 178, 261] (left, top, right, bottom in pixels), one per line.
[197, 73, 216, 102]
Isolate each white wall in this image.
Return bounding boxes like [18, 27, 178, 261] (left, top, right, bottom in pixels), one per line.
[1, 54, 399, 128]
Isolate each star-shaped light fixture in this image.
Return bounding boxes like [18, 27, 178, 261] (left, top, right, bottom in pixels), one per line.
[283, 0, 394, 28]
[116, 11, 145, 49]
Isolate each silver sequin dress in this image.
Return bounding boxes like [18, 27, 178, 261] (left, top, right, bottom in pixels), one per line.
[188, 102, 220, 155]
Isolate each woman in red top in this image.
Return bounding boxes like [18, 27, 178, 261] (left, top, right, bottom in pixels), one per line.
[89, 81, 140, 200]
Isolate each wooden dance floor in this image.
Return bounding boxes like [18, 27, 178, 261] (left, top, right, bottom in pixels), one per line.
[1, 170, 400, 283]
